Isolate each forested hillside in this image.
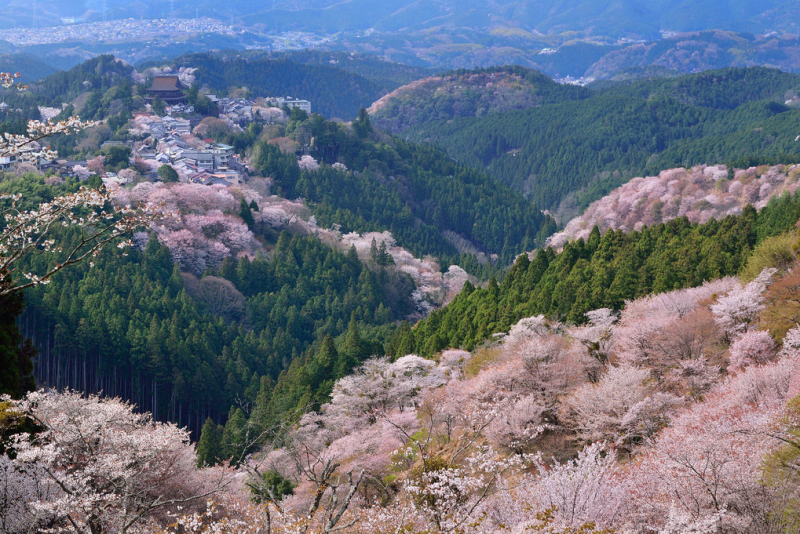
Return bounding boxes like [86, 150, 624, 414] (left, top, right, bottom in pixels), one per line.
[4, 176, 411, 437]
[391, 189, 800, 357]
[7, 38, 800, 534]
[390, 67, 800, 213]
[548, 163, 800, 248]
[4, 99, 553, 438]
[0, 54, 136, 122]
[173, 52, 415, 120]
[369, 66, 588, 133]
[275, 49, 432, 90]
[247, 109, 554, 267]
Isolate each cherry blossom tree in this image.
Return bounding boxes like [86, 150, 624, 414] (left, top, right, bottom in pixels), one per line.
[563, 364, 655, 444]
[0, 186, 157, 296]
[327, 355, 447, 425]
[0, 453, 57, 534]
[72, 164, 92, 181]
[728, 330, 777, 372]
[711, 268, 777, 340]
[4, 390, 228, 534]
[404, 446, 530, 533]
[298, 155, 320, 171]
[780, 324, 800, 357]
[523, 442, 625, 529]
[86, 155, 106, 175]
[624, 354, 800, 532]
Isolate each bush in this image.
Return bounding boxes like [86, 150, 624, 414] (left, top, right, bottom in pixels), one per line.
[740, 231, 797, 282]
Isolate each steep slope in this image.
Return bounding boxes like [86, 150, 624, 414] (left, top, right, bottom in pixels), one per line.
[8, 176, 414, 438]
[389, 188, 800, 357]
[397, 67, 800, 213]
[250, 111, 554, 267]
[548, 163, 800, 248]
[173, 53, 390, 120]
[368, 66, 588, 133]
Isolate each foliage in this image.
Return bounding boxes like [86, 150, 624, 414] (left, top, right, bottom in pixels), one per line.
[0, 79, 148, 398]
[157, 164, 180, 183]
[18, 223, 409, 438]
[369, 65, 588, 133]
[392, 192, 800, 357]
[176, 53, 391, 120]
[252, 112, 553, 267]
[1, 389, 224, 534]
[547, 164, 800, 250]
[739, 230, 798, 282]
[249, 470, 295, 505]
[399, 67, 800, 211]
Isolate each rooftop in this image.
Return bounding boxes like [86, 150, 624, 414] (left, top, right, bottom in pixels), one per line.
[149, 76, 183, 92]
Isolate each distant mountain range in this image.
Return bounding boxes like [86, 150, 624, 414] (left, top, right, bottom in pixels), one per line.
[1, 0, 798, 39]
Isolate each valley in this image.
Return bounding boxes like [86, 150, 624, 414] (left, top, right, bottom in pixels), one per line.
[2, 9, 800, 531]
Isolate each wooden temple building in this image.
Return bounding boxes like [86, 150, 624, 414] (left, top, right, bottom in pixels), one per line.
[146, 75, 186, 104]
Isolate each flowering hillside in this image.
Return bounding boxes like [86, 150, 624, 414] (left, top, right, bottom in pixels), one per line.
[548, 163, 800, 249]
[7, 263, 800, 532]
[114, 181, 470, 311]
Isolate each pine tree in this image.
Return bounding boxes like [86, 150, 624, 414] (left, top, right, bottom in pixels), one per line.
[369, 238, 379, 264]
[195, 417, 221, 468]
[221, 407, 248, 465]
[337, 313, 368, 377]
[0, 289, 36, 399]
[240, 198, 255, 229]
[377, 241, 394, 266]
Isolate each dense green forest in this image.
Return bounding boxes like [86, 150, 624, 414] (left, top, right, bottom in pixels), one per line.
[0, 53, 59, 83]
[388, 190, 800, 358]
[6, 176, 412, 436]
[395, 67, 800, 211]
[0, 55, 142, 157]
[370, 66, 589, 133]
[173, 52, 405, 120]
[273, 49, 433, 89]
[0, 55, 135, 114]
[249, 109, 554, 267]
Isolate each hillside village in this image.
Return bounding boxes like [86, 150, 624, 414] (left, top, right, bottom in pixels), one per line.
[3, 71, 313, 190]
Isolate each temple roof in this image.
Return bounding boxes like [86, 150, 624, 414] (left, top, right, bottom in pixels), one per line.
[148, 76, 183, 92]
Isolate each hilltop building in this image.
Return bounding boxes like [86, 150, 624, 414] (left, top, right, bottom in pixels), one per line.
[146, 75, 186, 105]
[267, 96, 311, 114]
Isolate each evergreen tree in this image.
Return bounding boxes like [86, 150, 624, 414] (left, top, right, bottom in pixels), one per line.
[0, 289, 36, 399]
[249, 470, 295, 504]
[337, 314, 369, 377]
[353, 107, 373, 139]
[377, 241, 394, 266]
[157, 165, 179, 183]
[150, 95, 166, 115]
[195, 417, 221, 468]
[221, 407, 248, 464]
[240, 198, 255, 229]
[369, 238, 379, 264]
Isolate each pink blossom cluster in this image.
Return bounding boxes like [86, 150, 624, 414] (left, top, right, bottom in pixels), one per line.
[548, 164, 800, 249]
[339, 231, 472, 311]
[114, 182, 260, 273]
[1, 390, 227, 534]
[12, 267, 798, 533]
